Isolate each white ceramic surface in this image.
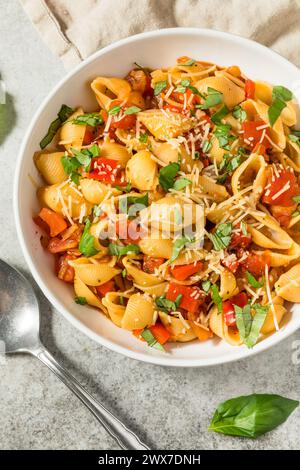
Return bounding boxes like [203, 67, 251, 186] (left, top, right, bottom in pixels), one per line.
[14, 28, 300, 367]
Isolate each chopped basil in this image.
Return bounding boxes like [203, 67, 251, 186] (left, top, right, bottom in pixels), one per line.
[40, 104, 74, 149]
[174, 79, 201, 96]
[169, 235, 193, 264]
[211, 105, 230, 124]
[119, 193, 149, 214]
[108, 105, 121, 115]
[115, 181, 132, 193]
[268, 85, 293, 126]
[218, 152, 242, 182]
[154, 80, 167, 96]
[79, 220, 99, 257]
[208, 394, 299, 438]
[272, 85, 293, 102]
[173, 178, 192, 191]
[214, 123, 235, 150]
[246, 271, 265, 288]
[241, 220, 248, 236]
[179, 59, 195, 66]
[141, 329, 165, 351]
[211, 284, 222, 314]
[139, 132, 148, 143]
[201, 280, 211, 293]
[201, 87, 223, 109]
[121, 268, 127, 278]
[108, 243, 140, 256]
[74, 296, 87, 305]
[155, 294, 182, 314]
[158, 162, 180, 191]
[210, 223, 232, 251]
[202, 140, 212, 153]
[232, 105, 247, 122]
[289, 133, 300, 146]
[73, 113, 103, 127]
[71, 148, 92, 170]
[124, 106, 141, 115]
[234, 303, 269, 348]
[61, 155, 81, 184]
[293, 195, 300, 203]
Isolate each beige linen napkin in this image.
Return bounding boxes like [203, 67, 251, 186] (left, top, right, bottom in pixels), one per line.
[20, 0, 300, 70]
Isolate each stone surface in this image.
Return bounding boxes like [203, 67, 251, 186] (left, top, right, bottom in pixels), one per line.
[0, 0, 299, 451]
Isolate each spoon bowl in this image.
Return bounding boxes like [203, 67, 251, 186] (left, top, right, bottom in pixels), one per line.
[0, 259, 149, 450]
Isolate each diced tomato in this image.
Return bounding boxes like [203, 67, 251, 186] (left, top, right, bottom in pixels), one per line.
[56, 254, 76, 283]
[96, 280, 115, 297]
[245, 79, 255, 99]
[253, 143, 266, 155]
[47, 228, 82, 254]
[33, 215, 50, 235]
[38, 208, 67, 237]
[87, 157, 126, 186]
[223, 292, 248, 327]
[143, 256, 165, 274]
[241, 251, 271, 276]
[82, 127, 94, 145]
[270, 204, 296, 227]
[170, 261, 204, 281]
[166, 283, 205, 313]
[109, 100, 136, 130]
[229, 232, 252, 250]
[262, 168, 297, 206]
[221, 254, 239, 273]
[242, 119, 271, 151]
[133, 322, 170, 345]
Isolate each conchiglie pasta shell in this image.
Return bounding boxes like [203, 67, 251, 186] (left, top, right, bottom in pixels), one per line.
[261, 304, 287, 334]
[195, 76, 245, 109]
[74, 275, 103, 309]
[102, 292, 126, 327]
[134, 282, 168, 297]
[37, 181, 92, 218]
[151, 141, 203, 173]
[123, 256, 162, 286]
[256, 243, 300, 267]
[74, 263, 121, 286]
[219, 269, 238, 300]
[100, 142, 131, 167]
[91, 77, 131, 110]
[60, 108, 86, 150]
[198, 175, 229, 202]
[284, 139, 300, 171]
[254, 81, 296, 127]
[34, 151, 66, 185]
[142, 196, 198, 232]
[248, 215, 293, 250]
[126, 150, 157, 190]
[139, 235, 173, 259]
[231, 153, 267, 201]
[209, 136, 226, 164]
[137, 109, 195, 140]
[275, 263, 300, 301]
[209, 305, 242, 346]
[158, 312, 197, 342]
[80, 178, 120, 204]
[121, 294, 154, 330]
[115, 129, 149, 152]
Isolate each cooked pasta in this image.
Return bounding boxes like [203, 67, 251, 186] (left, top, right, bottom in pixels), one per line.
[33, 56, 300, 352]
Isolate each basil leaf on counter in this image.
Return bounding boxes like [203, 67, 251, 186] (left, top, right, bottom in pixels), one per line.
[79, 220, 99, 257]
[158, 162, 180, 191]
[40, 104, 74, 149]
[208, 394, 299, 438]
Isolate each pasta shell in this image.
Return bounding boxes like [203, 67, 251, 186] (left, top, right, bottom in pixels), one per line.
[123, 256, 162, 286]
[139, 235, 173, 259]
[195, 76, 245, 109]
[34, 151, 66, 185]
[80, 178, 120, 204]
[209, 305, 242, 346]
[198, 175, 229, 202]
[151, 141, 203, 173]
[134, 282, 168, 297]
[231, 153, 267, 201]
[275, 263, 300, 301]
[261, 304, 287, 334]
[137, 109, 195, 140]
[121, 294, 154, 330]
[60, 108, 86, 150]
[254, 81, 296, 127]
[219, 269, 238, 300]
[126, 150, 157, 190]
[158, 312, 197, 342]
[249, 214, 293, 250]
[100, 142, 131, 167]
[74, 275, 103, 309]
[102, 292, 126, 327]
[91, 77, 131, 110]
[74, 263, 121, 286]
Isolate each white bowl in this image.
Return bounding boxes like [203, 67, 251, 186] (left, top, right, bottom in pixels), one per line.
[14, 28, 300, 367]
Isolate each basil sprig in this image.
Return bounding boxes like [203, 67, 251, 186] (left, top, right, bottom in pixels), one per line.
[209, 394, 299, 438]
[141, 329, 165, 351]
[73, 113, 103, 126]
[119, 193, 149, 214]
[211, 284, 222, 313]
[210, 223, 232, 251]
[268, 85, 293, 126]
[234, 303, 269, 348]
[201, 87, 223, 109]
[40, 104, 74, 149]
[108, 243, 140, 256]
[246, 271, 265, 288]
[211, 105, 230, 124]
[155, 294, 182, 314]
[154, 80, 167, 96]
[169, 235, 193, 264]
[158, 162, 180, 191]
[79, 220, 99, 257]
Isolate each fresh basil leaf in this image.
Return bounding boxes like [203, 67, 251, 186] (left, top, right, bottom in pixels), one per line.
[211, 284, 222, 313]
[115, 181, 132, 193]
[173, 178, 192, 190]
[40, 104, 74, 149]
[208, 394, 299, 438]
[293, 195, 300, 203]
[74, 296, 87, 305]
[272, 85, 293, 102]
[179, 59, 195, 66]
[202, 140, 212, 153]
[79, 220, 99, 257]
[139, 132, 148, 143]
[211, 223, 232, 251]
[211, 105, 230, 124]
[108, 105, 121, 115]
[61, 155, 81, 177]
[70, 172, 80, 185]
[155, 294, 182, 314]
[124, 106, 141, 115]
[158, 162, 180, 191]
[245, 304, 268, 348]
[201, 280, 211, 293]
[214, 123, 234, 150]
[234, 304, 252, 341]
[168, 236, 193, 264]
[121, 268, 127, 278]
[246, 271, 265, 288]
[202, 87, 223, 109]
[89, 144, 100, 157]
[289, 134, 300, 146]
[71, 148, 92, 169]
[241, 220, 248, 236]
[141, 328, 165, 351]
[73, 113, 103, 127]
[108, 243, 140, 256]
[154, 80, 167, 96]
[232, 105, 247, 122]
[268, 98, 286, 126]
[119, 193, 149, 214]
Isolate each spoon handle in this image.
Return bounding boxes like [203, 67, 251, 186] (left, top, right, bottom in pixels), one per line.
[33, 346, 149, 450]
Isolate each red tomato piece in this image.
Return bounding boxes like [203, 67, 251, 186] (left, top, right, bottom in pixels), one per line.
[241, 251, 271, 276]
[87, 157, 125, 186]
[223, 292, 248, 327]
[143, 256, 165, 274]
[221, 254, 239, 273]
[96, 280, 115, 297]
[245, 79, 255, 99]
[242, 119, 271, 150]
[270, 204, 296, 227]
[170, 261, 204, 281]
[166, 283, 205, 313]
[229, 232, 252, 250]
[109, 100, 137, 130]
[38, 208, 67, 237]
[262, 168, 297, 206]
[56, 254, 76, 283]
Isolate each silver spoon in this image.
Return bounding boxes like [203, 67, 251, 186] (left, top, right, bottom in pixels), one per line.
[0, 259, 149, 450]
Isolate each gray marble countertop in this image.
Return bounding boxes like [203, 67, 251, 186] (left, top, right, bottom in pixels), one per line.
[0, 0, 299, 451]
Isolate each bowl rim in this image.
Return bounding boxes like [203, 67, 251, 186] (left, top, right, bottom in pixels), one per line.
[13, 27, 300, 367]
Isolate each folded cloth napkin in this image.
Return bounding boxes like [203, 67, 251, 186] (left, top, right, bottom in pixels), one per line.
[20, 0, 300, 70]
